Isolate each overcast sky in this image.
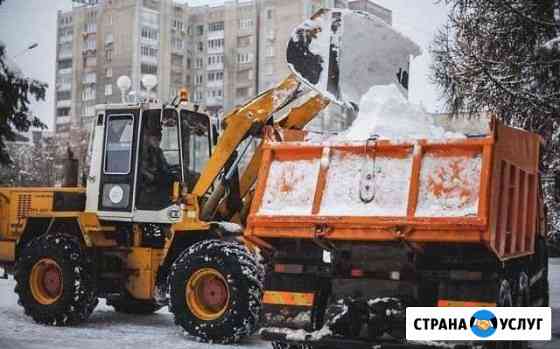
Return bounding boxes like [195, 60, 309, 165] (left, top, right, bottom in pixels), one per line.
[0, 0, 448, 130]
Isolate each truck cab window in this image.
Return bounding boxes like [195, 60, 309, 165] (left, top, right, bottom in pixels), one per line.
[104, 115, 133, 174]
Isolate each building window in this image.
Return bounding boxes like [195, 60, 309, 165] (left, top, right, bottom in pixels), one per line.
[84, 22, 96, 33]
[105, 48, 113, 62]
[84, 105, 95, 117]
[84, 36, 96, 50]
[208, 38, 224, 50]
[239, 18, 253, 30]
[141, 27, 159, 41]
[207, 54, 223, 65]
[266, 45, 275, 57]
[186, 58, 191, 69]
[198, 41, 204, 52]
[267, 9, 273, 19]
[58, 59, 72, 69]
[105, 84, 113, 96]
[141, 63, 158, 74]
[84, 72, 96, 84]
[237, 36, 251, 48]
[195, 57, 203, 69]
[105, 33, 114, 44]
[195, 73, 203, 85]
[82, 87, 96, 101]
[196, 25, 204, 36]
[141, 45, 158, 57]
[106, 67, 113, 78]
[208, 21, 224, 32]
[236, 87, 249, 98]
[171, 38, 183, 50]
[172, 19, 183, 32]
[106, 14, 113, 25]
[237, 52, 251, 64]
[57, 107, 70, 116]
[57, 91, 71, 100]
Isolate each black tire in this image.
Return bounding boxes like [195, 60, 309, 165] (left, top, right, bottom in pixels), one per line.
[14, 233, 98, 326]
[271, 342, 311, 349]
[108, 292, 162, 315]
[531, 237, 549, 307]
[169, 239, 262, 344]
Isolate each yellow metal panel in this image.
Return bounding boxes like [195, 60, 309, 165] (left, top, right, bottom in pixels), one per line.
[126, 247, 164, 300]
[263, 291, 315, 307]
[0, 241, 15, 262]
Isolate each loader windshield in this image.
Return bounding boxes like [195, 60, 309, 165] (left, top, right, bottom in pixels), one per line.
[180, 110, 211, 191]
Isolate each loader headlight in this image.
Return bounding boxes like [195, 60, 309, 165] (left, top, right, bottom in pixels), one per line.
[108, 185, 124, 204]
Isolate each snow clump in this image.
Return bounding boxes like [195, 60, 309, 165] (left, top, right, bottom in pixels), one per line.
[338, 83, 464, 141]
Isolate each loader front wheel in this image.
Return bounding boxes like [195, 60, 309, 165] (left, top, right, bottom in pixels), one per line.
[169, 239, 262, 344]
[15, 233, 98, 325]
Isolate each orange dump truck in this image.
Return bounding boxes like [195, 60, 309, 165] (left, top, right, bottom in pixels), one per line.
[244, 120, 549, 348]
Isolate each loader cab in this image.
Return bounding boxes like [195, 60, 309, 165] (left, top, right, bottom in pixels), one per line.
[85, 102, 214, 224]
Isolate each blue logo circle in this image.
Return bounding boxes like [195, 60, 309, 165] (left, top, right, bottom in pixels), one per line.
[470, 310, 498, 338]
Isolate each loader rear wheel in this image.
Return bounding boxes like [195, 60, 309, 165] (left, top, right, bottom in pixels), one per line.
[15, 233, 98, 326]
[169, 239, 262, 344]
[108, 292, 162, 315]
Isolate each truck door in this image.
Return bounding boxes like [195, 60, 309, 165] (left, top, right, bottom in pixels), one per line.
[98, 109, 139, 213]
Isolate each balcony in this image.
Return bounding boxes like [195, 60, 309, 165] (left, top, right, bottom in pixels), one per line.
[58, 68, 72, 75]
[56, 116, 71, 125]
[59, 51, 73, 60]
[56, 100, 72, 108]
[56, 83, 72, 91]
[59, 35, 73, 44]
[206, 96, 223, 107]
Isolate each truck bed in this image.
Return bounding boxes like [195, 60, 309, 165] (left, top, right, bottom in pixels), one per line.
[246, 121, 542, 261]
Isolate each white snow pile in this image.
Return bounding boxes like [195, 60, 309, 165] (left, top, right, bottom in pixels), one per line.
[337, 84, 464, 141]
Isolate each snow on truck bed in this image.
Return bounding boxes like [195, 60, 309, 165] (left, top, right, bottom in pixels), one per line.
[257, 84, 486, 219]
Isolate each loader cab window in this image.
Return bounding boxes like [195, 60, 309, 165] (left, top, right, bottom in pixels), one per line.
[104, 115, 133, 174]
[136, 109, 181, 211]
[180, 110, 211, 191]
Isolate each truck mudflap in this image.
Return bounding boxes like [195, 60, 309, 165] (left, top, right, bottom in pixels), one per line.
[261, 330, 476, 349]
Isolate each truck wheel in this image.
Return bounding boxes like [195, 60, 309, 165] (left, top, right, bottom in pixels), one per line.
[491, 278, 526, 349]
[532, 237, 549, 307]
[168, 239, 262, 344]
[14, 233, 98, 325]
[108, 292, 162, 315]
[271, 342, 311, 349]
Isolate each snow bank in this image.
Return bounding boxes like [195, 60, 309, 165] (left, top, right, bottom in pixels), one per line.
[337, 84, 464, 141]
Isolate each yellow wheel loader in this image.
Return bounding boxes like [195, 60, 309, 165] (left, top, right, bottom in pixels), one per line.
[0, 71, 328, 342]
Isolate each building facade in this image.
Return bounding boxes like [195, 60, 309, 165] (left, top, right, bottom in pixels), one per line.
[54, 0, 391, 139]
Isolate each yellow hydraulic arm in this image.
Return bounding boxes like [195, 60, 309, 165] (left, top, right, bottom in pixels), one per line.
[191, 75, 299, 198]
[192, 75, 329, 222]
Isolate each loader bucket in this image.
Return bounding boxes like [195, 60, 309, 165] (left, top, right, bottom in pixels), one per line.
[287, 9, 421, 109]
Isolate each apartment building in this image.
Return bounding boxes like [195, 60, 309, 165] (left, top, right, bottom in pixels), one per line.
[53, 0, 391, 139]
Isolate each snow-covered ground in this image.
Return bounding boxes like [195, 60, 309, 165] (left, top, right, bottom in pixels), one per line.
[1, 260, 559, 349]
[0, 281, 268, 349]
